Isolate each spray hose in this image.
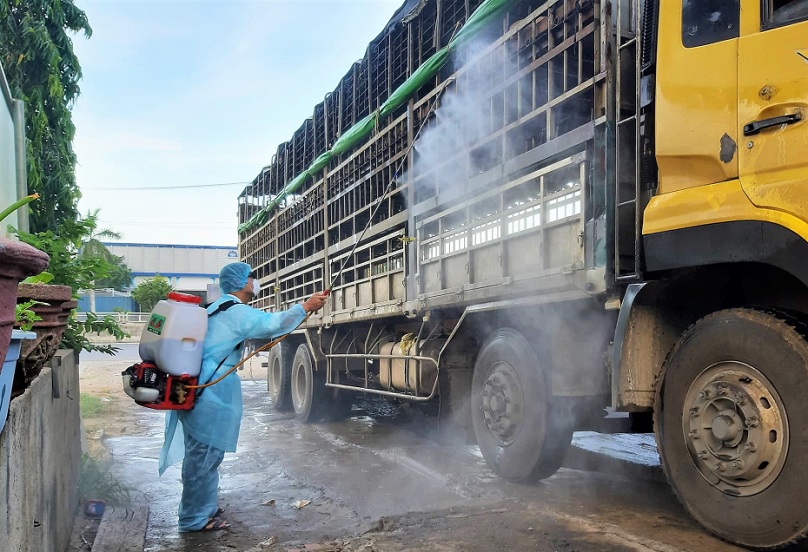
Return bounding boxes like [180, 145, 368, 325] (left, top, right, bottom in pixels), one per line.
[183, 311, 314, 391]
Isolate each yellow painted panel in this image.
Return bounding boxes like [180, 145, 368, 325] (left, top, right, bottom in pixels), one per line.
[738, 17, 808, 225]
[643, 179, 808, 241]
[655, 1, 739, 194]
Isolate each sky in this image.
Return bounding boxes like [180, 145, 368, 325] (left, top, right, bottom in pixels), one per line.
[72, 0, 403, 247]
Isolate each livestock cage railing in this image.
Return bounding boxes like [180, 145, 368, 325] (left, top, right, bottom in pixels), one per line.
[240, 0, 613, 318]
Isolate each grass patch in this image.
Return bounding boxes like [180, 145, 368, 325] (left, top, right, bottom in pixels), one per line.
[78, 454, 131, 505]
[80, 393, 108, 418]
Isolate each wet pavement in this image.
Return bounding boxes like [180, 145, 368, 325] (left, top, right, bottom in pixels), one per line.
[87, 360, 744, 552]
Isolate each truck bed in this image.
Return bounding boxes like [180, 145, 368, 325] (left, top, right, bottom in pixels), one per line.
[238, 0, 616, 325]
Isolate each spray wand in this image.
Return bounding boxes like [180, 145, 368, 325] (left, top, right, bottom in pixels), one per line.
[185, 80, 453, 393]
[326, 79, 453, 293]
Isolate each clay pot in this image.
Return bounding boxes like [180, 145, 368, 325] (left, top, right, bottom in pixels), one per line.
[13, 283, 74, 395]
[0, 238, 49, 377]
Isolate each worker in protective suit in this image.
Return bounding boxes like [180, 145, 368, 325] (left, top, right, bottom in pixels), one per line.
[158, 262, 327, 532]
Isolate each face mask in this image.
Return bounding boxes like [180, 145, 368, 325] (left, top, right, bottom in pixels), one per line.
[251, 278, 261, 296]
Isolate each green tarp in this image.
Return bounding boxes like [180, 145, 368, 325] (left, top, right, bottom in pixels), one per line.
[378, 47, 450, 119]
[330, 114, 378, 157]
[448, 0, 512, 50]
[309, 151, 333, 174]
[268, 171, 312, 212]
[240, 0, 515, 235]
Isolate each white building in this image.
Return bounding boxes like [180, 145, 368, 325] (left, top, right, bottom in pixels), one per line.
[104, 242, 238, 296]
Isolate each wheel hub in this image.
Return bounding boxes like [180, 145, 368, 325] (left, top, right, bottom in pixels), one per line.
[683, 362, 788, 496]
[710, 410, 741, 443]
[480, 362, 524, 446]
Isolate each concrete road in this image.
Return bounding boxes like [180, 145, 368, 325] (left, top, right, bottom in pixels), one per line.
[96, 376, 745, 552]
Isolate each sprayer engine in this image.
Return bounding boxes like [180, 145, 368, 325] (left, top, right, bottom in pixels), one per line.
[122, 362, 198, 410]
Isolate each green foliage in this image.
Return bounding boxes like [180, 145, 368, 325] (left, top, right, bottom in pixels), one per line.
[132, 275, 172, 312]
[0, 0, 91, 233]
[78, 453, 130, 506]
[96, 262, 133, 292]
[79, 212, 131, 291]
[15, 299, 44, 331]
[1, 3, 133, 357]
[22, 271, 53, 284]
[63, 312, 128, 355]
[14, 212, 132, 354]
[0, 193, 38, 226]
[15, 213, 111, 294]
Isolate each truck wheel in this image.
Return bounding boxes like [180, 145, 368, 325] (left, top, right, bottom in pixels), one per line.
[291, 343, 319, 422]
[267, 340, 294, 412]
[290, 344, 352, 423]
[655, 309, 808, 550]
[471, 328, 573, 483]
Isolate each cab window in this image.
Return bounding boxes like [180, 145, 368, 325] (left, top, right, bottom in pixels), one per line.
[682, 0, 740, 47]
[764, 0, 808, 29]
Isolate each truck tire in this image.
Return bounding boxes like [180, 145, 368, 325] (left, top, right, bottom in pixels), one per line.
[267, 340, 294, 412]
[655, 309, 808, 550]
[471, 328, 573, 483]
[290, 344, 352, 423]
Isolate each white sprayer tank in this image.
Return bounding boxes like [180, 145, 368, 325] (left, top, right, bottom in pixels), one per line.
[139, 292, 207, 377]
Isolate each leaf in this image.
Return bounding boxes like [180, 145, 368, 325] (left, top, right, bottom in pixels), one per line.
[22, 271, 54, 284]
[293, 499, 311, 510]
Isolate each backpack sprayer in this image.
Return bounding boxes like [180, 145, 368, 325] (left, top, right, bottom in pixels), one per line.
[121, 292, 207, 410]
[121, 292, 313, 411]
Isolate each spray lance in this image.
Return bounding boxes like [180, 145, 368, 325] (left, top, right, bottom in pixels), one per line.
[123, 80, 454, 410]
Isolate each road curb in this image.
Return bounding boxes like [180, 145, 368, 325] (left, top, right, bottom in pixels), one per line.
[91, 503, 149, 552]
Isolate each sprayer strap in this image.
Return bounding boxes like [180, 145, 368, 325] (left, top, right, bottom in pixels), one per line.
[195, 299, 244, 400]
[195, 342, 242, 401]
[207, 299, 241, 318]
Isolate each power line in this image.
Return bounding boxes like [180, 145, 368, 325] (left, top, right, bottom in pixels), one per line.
[98, 219, 234, 228]
[82, 181, 250, 191]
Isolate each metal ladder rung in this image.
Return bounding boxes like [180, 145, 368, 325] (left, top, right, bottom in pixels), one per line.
[614, 1, 644, 284]
[615, 273, 642, 283]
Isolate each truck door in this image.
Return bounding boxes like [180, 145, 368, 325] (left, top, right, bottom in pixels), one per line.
[738, 0, 808, 220]
[654, 0, 740, 195]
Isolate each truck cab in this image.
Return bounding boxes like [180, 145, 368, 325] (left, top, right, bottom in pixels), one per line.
[615, 0, 808, 547]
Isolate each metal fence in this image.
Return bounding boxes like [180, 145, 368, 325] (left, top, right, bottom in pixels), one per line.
[73, 312, 151, 323]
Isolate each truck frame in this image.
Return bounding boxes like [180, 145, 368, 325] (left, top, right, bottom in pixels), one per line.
[237, 0, 808, 548]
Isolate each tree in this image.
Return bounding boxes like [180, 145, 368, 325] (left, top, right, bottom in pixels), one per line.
[96, 262, 133, 292]
[2, 3, 129, 355]
[79, 212, 133, 291]
[0, 0, 92, 233]
[132, 276, 172, 313]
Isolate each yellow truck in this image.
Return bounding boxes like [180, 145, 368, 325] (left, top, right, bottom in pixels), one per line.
[237, 0, 808, 547]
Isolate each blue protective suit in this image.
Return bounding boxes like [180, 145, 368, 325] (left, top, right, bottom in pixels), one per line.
[158, 293, 306, 531]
